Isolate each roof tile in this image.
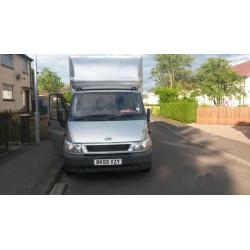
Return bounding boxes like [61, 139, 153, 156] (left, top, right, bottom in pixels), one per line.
[232, 60, 250, 77]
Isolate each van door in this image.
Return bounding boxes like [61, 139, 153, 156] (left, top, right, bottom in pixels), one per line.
[48, 94, 68, 152]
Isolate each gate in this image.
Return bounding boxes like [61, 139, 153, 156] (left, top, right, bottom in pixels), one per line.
[0, 112, 10, 155]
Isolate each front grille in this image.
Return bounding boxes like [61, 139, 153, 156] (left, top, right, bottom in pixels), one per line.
[86, 144, 130, 152]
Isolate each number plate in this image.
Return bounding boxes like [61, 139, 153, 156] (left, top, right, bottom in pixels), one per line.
[94, 159, 122, 166]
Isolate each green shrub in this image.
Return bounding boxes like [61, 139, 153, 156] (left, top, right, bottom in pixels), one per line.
[199, 104, 212, 107]
[154, 86, 179, 103]
[63, 91, 72, 103]
[160, 100, 197, 123]
[151, 106, 160, 116]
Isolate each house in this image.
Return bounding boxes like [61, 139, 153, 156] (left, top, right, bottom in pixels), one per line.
[143, 92, 159, 105]
[196, 60, 250, 107]
[232, 60, 250, 105]
[0, 54, 33, 112]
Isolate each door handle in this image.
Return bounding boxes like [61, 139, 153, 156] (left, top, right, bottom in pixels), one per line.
[48, 121, 50, 127]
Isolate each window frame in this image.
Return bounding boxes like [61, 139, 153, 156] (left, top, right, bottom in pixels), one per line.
[2, 84, 14, 101]
[22, 58, 29, 74]
[1, 54, 13, 69]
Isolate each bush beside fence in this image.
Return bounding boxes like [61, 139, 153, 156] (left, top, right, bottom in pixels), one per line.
[160, 101, 197, 123]
[144, 105, 160, 116]
[151, 106, 160, 116]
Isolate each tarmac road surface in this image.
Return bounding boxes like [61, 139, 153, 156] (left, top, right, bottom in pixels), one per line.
[57, 121, 250, 195]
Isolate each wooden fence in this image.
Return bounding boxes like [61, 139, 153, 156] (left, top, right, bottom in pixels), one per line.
[196, 106, 250, 125]
[0, 111, 28, 155]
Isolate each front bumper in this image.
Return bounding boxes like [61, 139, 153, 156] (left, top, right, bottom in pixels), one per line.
[62, 149, 152, 173]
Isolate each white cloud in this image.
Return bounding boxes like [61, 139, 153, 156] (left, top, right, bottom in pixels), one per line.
[37, 54, 69, 83]
[226, 54, 250, 65]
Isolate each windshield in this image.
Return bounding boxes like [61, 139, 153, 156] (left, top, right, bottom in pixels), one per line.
[70, 91, 145, 121]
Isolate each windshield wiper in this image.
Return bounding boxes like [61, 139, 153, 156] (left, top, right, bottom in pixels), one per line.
[73, 114, 116, 121]
[108, 113, 142, 120]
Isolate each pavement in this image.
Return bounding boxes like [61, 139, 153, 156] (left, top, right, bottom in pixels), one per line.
[57, 118, 250, 195]
[0, 140, 62, 195]
[189, 124, 250, 145]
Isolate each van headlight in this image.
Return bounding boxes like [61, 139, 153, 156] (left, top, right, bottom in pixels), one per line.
[133, 136, 152, 151]
[63, 140, 85, 154]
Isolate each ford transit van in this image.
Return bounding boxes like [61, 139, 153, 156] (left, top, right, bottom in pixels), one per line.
[48, 55, 152, 173]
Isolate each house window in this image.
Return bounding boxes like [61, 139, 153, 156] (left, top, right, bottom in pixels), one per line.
[23, 58, 29, 73]
[2, 84, 14, 100]
[1, 54, 13, 68]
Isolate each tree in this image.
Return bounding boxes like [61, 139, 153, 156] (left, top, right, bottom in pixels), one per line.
[38, 68, 64, 94]
[154, 86, 179, 103]
[60, 83, 72, 103]
[194, 58, 244, 106]
[150, 54, 194, 89]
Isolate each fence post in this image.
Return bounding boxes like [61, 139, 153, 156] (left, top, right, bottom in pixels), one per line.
[5, 112, 9, 151]
[20, 114, 24, 144]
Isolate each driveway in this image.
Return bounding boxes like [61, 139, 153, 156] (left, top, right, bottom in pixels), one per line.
[189, 124, 250, 145]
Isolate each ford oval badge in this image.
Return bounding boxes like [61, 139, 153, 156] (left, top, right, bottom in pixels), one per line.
[104, 137, 112, 141]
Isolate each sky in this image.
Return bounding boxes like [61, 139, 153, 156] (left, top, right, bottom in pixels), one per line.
[31, 54, 250, 93]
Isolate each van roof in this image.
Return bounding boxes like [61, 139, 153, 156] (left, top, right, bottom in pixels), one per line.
[69, 55, 143, 93]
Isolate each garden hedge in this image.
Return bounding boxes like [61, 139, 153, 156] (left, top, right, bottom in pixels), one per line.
[151, 106, 160, 116]
[160, 100, 197, 123]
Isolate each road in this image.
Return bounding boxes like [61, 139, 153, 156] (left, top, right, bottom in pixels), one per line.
[57, 121, 250, 195]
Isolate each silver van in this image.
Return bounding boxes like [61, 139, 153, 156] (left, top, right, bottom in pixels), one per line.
[48, 55, 152, 173]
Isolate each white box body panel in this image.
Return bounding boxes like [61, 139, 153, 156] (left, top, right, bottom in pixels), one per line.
[69, 55, 143, 93]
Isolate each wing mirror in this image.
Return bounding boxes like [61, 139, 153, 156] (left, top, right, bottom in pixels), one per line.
[146, 108, 151, 122]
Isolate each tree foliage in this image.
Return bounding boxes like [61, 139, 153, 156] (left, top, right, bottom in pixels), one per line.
[38, 68, 64, 94]
[60, 84, 72, 103]
[154, 86, 179, 103]
[194, 58, 244, 106]
[151, 54, 194, 89]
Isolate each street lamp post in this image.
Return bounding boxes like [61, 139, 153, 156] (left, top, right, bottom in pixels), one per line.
[34, 55, 40, 143]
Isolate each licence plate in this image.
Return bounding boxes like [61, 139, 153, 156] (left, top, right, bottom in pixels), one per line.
[94, 159, 122, 166]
